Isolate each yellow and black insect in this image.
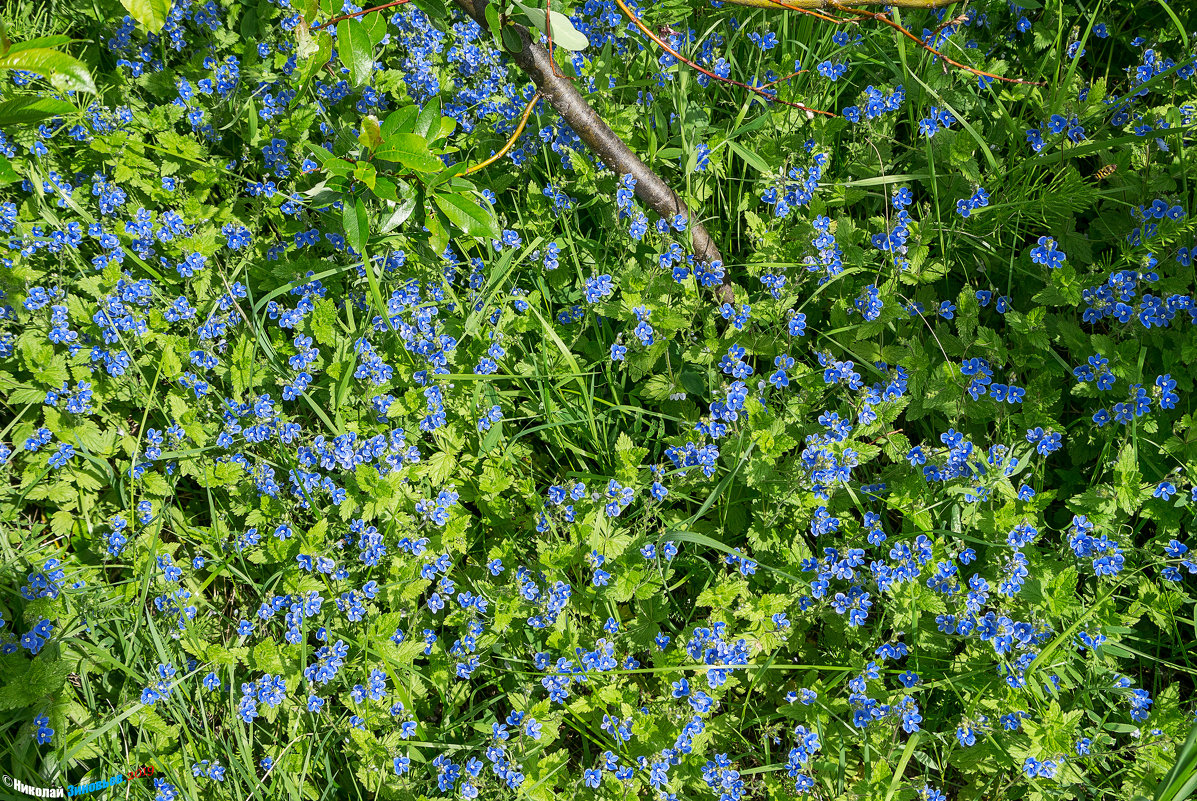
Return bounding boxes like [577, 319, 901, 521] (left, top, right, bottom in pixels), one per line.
[1093, 164, 1117, 181]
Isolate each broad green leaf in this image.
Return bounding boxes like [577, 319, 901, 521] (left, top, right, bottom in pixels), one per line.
[336, 18, 374, 86]
[7, 36, 73, 53]
[0, 48, 96, 94]
[379, 186, 417, 233]
[514, 2, 589, 51]
[410, 0, 449, 21]
[295, 29, 332, 84]
[305, 142, 352, 176]
[434, 192, 501, 239]
[353, 160, 377, 190]
[375, 133, 444, 173]
[381, 106, 419, 139]
[500, 26, 524, 53]
[544, 9, 589, 51]
[427, 207, 450, 254]
[119, 0, 173, 34]
[0, 155, 20, 184]
[0, 96, 75, 127]
[371, 174, 398, 201]
[484, 3, 502, 43]
[359, 114, 382, 150]
[414, 98, 441, 141]
[363, 9, 388, 46]
[343, 196, 369, 253]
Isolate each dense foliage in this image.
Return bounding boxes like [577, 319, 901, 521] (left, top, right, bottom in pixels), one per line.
[2, 0, 1197, 799]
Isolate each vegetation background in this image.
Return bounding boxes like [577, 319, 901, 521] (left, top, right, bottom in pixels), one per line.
[1, 0, 1197, 799]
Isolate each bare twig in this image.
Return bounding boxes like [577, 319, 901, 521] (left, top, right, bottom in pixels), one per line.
[829, 1, 1044, 86]
[543, 0, 574, 80]
[313, 0, 412, 29]
[462, 92, 543, 176]
[613, 0, 835, 116]
[762, 0, 845, 23]
[718, 0, 956, 8]
[451, 0, 737, 303]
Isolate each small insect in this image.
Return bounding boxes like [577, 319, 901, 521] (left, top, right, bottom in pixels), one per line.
[1093, 164, 1117, 181]
[656, 24, 683, 38]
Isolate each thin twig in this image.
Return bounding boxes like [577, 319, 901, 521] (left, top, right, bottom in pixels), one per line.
[462, 93, 543, 175]
[762, 0, 845, 23]
[718, 0, 956, 8]
[313, 0, 412, 30]
[612, 0, 835, 116]
[932, 9, 972, 36]
[760, 68, 810, 89]
[829, 1, 1044, 86]
[542, 0, 574, 80]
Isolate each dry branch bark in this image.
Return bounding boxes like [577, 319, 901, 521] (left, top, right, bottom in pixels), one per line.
[451, 0, 737, 304]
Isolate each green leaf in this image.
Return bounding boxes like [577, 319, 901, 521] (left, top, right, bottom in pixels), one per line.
[0, 657, 70, 709]
[306, 142, 352, 176]
[0, 48, 96, 94]
[484, 3, 502, 43]
[427, 207, 450, 254]
[433, 192, 500, 239]
[371, 174, 398, 201]
[726, 140, 771, 174]
[0, 155, 21, 185]
[119, 0, 173, 33]
[252, 640, 285, 673]
[1156, 719, 1197, 801]
[359, 114, 382, 150]
[381, 105, 419, 138]
[414, 98, 441, 141]
[6, 36, 73, 53]
[379, 185, 417, 233]
[375, 132, 444, 173]
[514, 2, 589, 51]
[309, 297, 338, 347]
[336, 18, 374, 86]
[0, 96, 74, 127]
[343, 196, 369, 253]
[230, 336, 255, 397]
[500, 26, 524, 53]
[411, 0, 449, 21]
[295, 28, 332, 83]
